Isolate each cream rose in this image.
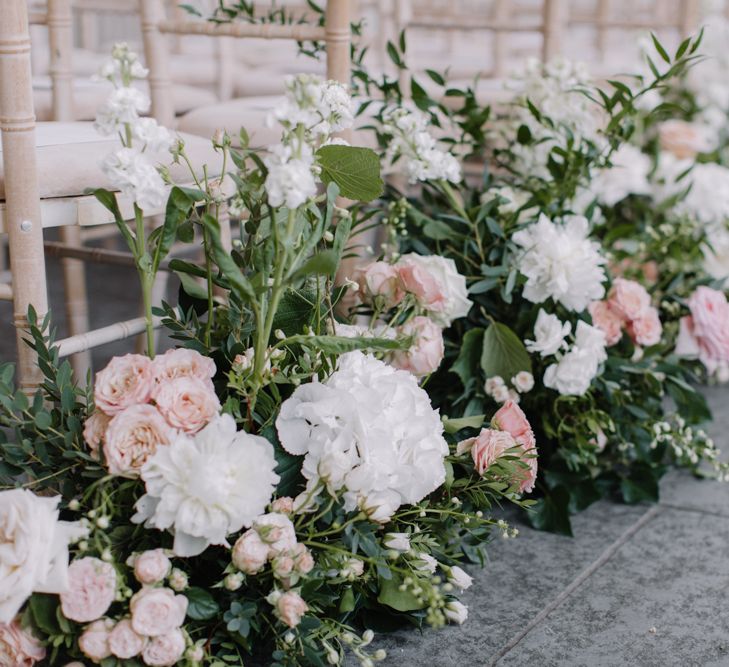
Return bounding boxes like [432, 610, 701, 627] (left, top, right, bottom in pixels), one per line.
[108, 618, 145, 659]
[390, 316, 445, 377]
[253, 513, 298, 556]
[153, 376, 221, 434]
[0, 490, 87, 623]
[93, 354, 153, 415]
[0, 621, 46, 666]
[356, 261, 405, 308]
[78, 618, 114, 663]
[141, 629, 186, 667]
[130, 587, 187, 637]
[60, 557, 117, 623]
[275, 591, 308, 628]
[151, 347, 216, 388]
[232, 530, 269, 575]
[83, 410, 111, 457]
[133, 549, 171, 585]
[270, 496, 294, 514]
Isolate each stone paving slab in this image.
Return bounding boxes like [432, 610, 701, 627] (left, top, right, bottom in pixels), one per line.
[496, 507, 729, 667]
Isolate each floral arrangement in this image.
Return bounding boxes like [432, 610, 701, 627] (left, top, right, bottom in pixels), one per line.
[0, 44, 537, 666]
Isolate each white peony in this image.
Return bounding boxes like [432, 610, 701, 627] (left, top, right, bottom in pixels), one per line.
[590, 144, 652, 206]
[513, 214, 607, 312]
[525, 309, 571, 357]
[276, 352, 448, 521]
[0, 489, 87, 622]
[133, 414, 280, 557]
[100, 147, 168, 211]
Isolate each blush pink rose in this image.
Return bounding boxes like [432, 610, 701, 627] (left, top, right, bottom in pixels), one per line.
[108, 619, 145, 659]
[627, 307, 663, 347]
[83, 410, 111, 457]
[103, 404, 176, 478]
[78, 618, 114, 664]
[607, 278, 652, 321]
[658, 119, 712, 159]
[459, 428, 515, 475]
[276, 591, 308, 628]
[93, 354, 154, 415]
[389, 316, 445, 377]
[682, 286, 729, 373]
[291, 543, 314, 574]
[232, 530, 269, 575]
[0, 622, 45, 667]
[153, 376, 221, 434]
[130, 587, 187, 637]
[516, 447, 539, 494]
[492, 400, 532, 440]
[60, 558, 117, 623]
[588, 300, 624, 346]
[396, 256, 446, 311]
[356, 261, 404, 308]
[141, 629, 186, 667]
[151, 348, 216, 389]
[133, 549, 171, 585]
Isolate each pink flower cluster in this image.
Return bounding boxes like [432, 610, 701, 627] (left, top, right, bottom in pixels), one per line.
[0, 621, 45, 667]
[456, 401, 538, 494]
[83, 349, 220, 477]
[69, 551, 188, 666]
[675, 286, 729, 377]
[589, 278, 662, 347]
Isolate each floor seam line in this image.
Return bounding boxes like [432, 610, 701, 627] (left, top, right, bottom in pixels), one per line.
[486, 504, 663, 666]
[657, 502, 729, 519]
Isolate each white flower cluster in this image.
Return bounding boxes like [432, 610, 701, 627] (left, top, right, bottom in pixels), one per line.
[484, 372, 534, 404]
[588, 144, 652, 207]
[133, 415, 280, 557]
[276, 351, 448, 522]
[264, 75, 354, 209]
[94, 43, 172, 211]
[527, 310, 607, 396]
[504, 57, 604, 177]
[381, 107, 462, 184]
[513, 214, 607, 312]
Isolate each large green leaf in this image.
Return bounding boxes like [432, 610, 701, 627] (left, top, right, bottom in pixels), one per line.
[316, 145, 383, 202]
[480, 322, 532, 382]
[377, 576, 426, 612]
[443, 414, 485, 434]
[202, 213, 256, 303]
[452, 328, 484, 386]
[185, 587, 220, 620]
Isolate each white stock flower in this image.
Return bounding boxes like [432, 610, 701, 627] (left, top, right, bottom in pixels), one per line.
[513, 214, 607, 311]
[0, 489, 87, 623]
[590, 144, 652, 206]
[264, 144, 317, 210]
[94, 87, 150, 136]
[100, 147, 168, 211]
[133, 414, 279, 557]
[525, 309, 572, 357]
[382, 107, 462, 184]
[132, 117, 174, 153]
[276, 351, 448, 520]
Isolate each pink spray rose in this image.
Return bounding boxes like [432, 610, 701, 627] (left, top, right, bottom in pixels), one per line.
[0, 621, 46, 667]
[291, 543, 315, 574]
[389, 316, 445, 377]
[133, 549, 171, 585]
[275, 591, 309, 628]
[253, 513, 298, 556]
[103, 404, 176, 478]
[627, 307, 662, 347]
[270, 496, 294, 514]
[93, 354, 154, 415]
[395, 256, 446, 311]
[151, 347, 216, 389]
[588, 300, 624, 346]
[130, 587, 187, 637]
[108, 619, 146, 659]
[60, 557, 117, 623]
[78, 618, 114, 664]
[153, 376, 221, 434]
[232, 530, 269, 575]
[356, 261, 404, 308]
[677, 286, 729, 373]
[83, 410, 111, 457]
[607, 278, 652, 321]
[141, 629, 186, 667]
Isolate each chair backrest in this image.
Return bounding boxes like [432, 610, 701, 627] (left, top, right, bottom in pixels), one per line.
[0, 0, 49, 391]
[138, 0, 352, 128]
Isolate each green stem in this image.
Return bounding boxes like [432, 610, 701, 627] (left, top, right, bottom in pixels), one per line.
[438, 179, 485, 263]
[134, 204, 156, 358]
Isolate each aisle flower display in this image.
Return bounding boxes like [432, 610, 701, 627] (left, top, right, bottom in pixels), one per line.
[0, 45, 534, 666]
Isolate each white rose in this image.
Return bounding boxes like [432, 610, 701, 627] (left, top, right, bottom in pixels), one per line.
[573, 320, 607, 363]
[383, 533, 411, 553]
[543, 348, 599, 396]
[414, 553, 438, 574]
[444, 600, 468, 624]
[0, 489, 86, 623]
[447, 565, 473, 591]
[525, 309, 571, 357]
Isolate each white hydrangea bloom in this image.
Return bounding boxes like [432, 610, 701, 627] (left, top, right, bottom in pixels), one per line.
[133, 415, 280, 557]
[276, 352, 448, 521]
[543, 321, 606, 396]
[100, 147, 168, 211]
[589, 144, 652, 206]
[381, 107, 462, 184]
[513, 214, 607, 312]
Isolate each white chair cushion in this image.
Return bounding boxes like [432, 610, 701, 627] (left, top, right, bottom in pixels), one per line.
[0, 122, 221, 200]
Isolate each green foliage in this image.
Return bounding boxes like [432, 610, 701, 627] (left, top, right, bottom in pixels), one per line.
[316, 145, 384, 202]
[480, 322, 532, 383]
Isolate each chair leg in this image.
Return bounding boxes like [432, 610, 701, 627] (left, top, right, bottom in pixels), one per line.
[60, 225, 92, 381]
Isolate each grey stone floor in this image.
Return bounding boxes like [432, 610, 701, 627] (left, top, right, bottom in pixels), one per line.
[2, 251, 729, 667]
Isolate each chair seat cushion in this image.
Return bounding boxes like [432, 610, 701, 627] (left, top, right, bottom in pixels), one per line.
[33, 77, 218, 122]
[0, 122, 220, 200]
